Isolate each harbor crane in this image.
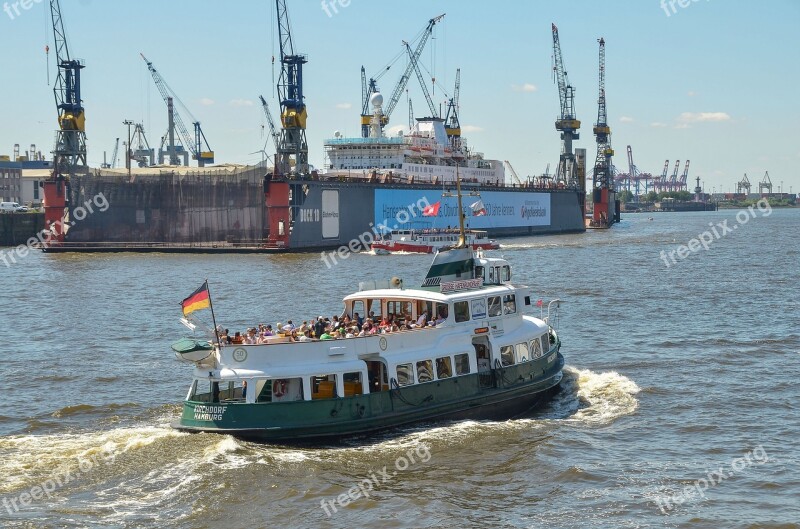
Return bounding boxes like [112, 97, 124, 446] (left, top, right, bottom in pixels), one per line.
[759, 171, 773, 194]
[274, 0, 309, 175]
[504, 160, 524, 186]
[43, 0, 86, 244]
[678, 160, 690, 191]
[669, 160, 681, 192]
[141, 53, 214, 167]
[259, 95, 280, 155]
[590, 37, 616, 227]
[444, 68, 461, 147]
[654, 159, 670, 193]
[404, 40, 438, 119]
[360, 14, 445, 137]
[737, 173, 752, 194]
[551, 23, 580, 187]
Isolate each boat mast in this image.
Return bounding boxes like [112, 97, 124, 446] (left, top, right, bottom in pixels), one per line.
[455, 161, 466, 248]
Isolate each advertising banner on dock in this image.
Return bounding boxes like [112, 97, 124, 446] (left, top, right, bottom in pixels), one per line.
[373, 189, 551, 232]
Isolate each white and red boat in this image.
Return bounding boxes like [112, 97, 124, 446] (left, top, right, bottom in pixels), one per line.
[372, 229, 500, 254]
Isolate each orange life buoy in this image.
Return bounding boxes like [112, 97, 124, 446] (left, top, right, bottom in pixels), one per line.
[273, 379, 288, 398]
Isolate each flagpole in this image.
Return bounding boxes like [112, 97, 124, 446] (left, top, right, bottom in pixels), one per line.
[205, 279, 221, 345]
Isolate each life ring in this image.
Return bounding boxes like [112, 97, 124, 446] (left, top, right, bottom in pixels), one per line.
[273, 379, 288, 398]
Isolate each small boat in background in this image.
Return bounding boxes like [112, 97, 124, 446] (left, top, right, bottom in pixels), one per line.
[371, 229, 500, 254]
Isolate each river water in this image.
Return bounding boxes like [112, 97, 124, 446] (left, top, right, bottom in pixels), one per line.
[0, 208, 798, 528]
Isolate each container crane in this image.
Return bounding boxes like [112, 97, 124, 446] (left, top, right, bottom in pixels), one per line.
[259, 95, 280, 155]
[678, 160, 690, 191]
[140, 53, 214, 167]
[274, 0, 309, 175]
[43, 0, 86, 244]
[551, 23, 580, 188]
[759, 171, 773, 194]
[444, 68, 461, 147]
[669, 160, 681, 192]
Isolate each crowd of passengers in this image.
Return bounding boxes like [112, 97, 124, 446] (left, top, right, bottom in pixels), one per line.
[219, 310, 446, 345]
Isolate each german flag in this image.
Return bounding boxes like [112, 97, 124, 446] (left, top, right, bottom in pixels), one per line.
[181, 281, 210, 316]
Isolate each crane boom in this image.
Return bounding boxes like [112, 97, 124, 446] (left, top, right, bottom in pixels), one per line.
[140, 53, 214, 166]
[384, 14, 445, 120]
[259, 95, 280, 152]
[110, 138, 119, 168]
[404, 40, 437, 118]
[504, 160, 523, 186]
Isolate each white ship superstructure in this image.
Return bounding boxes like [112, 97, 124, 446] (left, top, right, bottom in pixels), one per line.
[324, 93, 504, 185]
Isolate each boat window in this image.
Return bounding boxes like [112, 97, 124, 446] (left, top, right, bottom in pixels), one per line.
[189, 380, 214, 402]
[503, 294, 517, 314]
[502, 266, 511, 282]
[471, 298, 487, 319]
[273, 378, 305, 402]
[435, 303, 449, 323]
[488, 296, 502, 317]
[255, 380, 273, 403]
[454, 301, 470, 323]
[387, 300, 412, 320]
[396, 363, 414, 386]
[454, 353, 471, 375]
[475, 266, 484, 281]
[352, 300, 365, 319]
[488, 267, 495, 283]
[343, 372, 364, 396]
[416, 360, 433, 383]
[435, 356, 452, 379]
[367, 299, 381, 319]
[418, 300, 434, 322]
[500, 345, 515, 366]
[540, 335, 549, 354]
[515, 342, 529, 363]
[311, 375, 338, 400]
[531, 338, 543, 359]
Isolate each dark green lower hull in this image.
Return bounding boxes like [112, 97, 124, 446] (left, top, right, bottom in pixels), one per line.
[174, 353, 564, 443]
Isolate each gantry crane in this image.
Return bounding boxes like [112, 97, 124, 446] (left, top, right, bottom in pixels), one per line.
[737, 173, 752, 194]
[43, 0, 86, 244]
[360, 14, 445, 137]
[759, 171, 773, 194]
[274, 0, 309, 175]
[678, 160, 690, 191]
[259, 95, 280, 155]
[140, 53, 214, 167]
[669, 160, 681, 192]
[551, 23, 580, 187]
[444, 68, 461, 147]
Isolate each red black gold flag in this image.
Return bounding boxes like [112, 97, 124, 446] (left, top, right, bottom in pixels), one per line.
[181, 281, 211, 316]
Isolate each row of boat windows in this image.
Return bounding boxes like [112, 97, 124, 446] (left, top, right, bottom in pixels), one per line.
[453, 294, 517, 323]
[189, 335, 552, 405]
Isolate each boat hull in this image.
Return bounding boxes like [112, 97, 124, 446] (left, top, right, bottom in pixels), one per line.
[173, 353, 564, 443]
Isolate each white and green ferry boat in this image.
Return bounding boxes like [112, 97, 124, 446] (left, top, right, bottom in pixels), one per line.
[171, 179, 565, 442]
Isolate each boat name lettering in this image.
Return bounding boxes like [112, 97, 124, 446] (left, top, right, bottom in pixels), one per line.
[322, 211, 339, 219]
[441, 278, 483, 293]
[194, 405, 227, 421]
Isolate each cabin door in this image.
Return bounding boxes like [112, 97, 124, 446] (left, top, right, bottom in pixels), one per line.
[473, 337, 493, 389]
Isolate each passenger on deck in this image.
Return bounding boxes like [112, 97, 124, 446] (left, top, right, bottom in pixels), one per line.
[434, 311, 446, 326]
[354, 312, 363, 328]
[263, 324, 274, 337]
[417, 311, 428, 327]
[231, 332, 244, 344]
[314, 317, 326, 339]
[298, 329, 312, 342]
[241, 380, 247, 400]
[320, 327, 336, 340]
[283, 320, 295, 333]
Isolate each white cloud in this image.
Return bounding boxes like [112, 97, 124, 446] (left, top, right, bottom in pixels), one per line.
[336, 103, 353, 110]
[199, 98, 215, 106]
[229, 98, 254, 107]
[674, 123, 691, 129]
[688, 91, 697, 97]
[511, 83, 537, 93]
[650, 122, 668, 128]
[677, 112, 731, 123]
[619, 116, 634, 123]
[461, 125, 484, 133]
[385, 125, 404, 136]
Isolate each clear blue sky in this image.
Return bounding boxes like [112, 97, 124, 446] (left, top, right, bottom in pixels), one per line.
[1, 0, 798, 194]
